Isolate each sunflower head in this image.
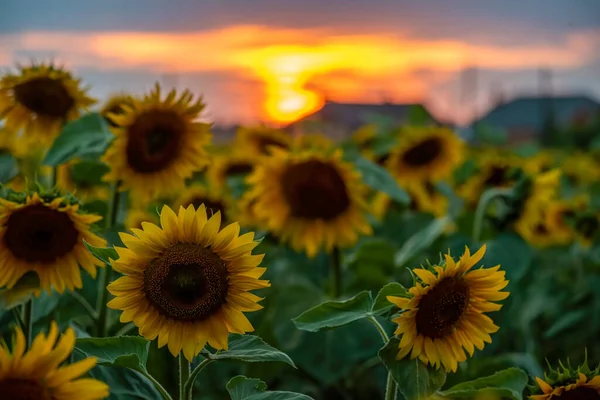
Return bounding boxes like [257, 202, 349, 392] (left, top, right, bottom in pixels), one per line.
[386, 126, 464, 184]
[235, 126, 291, 155]
[107, 204, 269, 361]
[0, 321, 109, 400]
[387, 245, 509, 372]
[56, 161, 111, 203]
[407, 180, 448, 217]
[0, 190, 106, 293]
[172, 184, 231, 222]
[293, 133, 334, 151]
[101, 93, 134, 127]
[101, 83, 212, 203]
[0, 62, 96, 146]
[247, 147, 372, 257]
[530, 357, 600, 400]
[206, 152, 256, 192]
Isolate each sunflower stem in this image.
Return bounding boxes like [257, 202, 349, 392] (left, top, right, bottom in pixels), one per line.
[183, 358, 213, 399]
[69, 291, 99, 321]
[140, 370, 174, 400]
[22, 300, 33, 348]
[95, 183, 120, 337]
[330, 247, 342, 298]
[471, 187, 513, 244]
[179, 354, 191, 400]
[367, 316, 396, 400]
[50, 165, 58, 188]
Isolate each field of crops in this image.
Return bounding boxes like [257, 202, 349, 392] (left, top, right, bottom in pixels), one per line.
[0, 63, 599, 400]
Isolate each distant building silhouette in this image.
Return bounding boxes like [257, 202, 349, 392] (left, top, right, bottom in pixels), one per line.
[286, 100, 440, 141]
[471, 95, 600, 145]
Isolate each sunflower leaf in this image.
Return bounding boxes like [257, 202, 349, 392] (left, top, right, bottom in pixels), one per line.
[226, 375, 314, 400]
[352, 156, 410, 204]
[292, 291, 373, 332]
[378, 337, 447, 400]
[394, 217, 450, 268]
[0, 152, 18, 183]
[84, 240, 119, 264]
[43, 112, 113, 167]
[372, 282, 408, 316]
[74, 336, 150, 374]
[438, 367, 528, 400]
[0, 271, 40, 310]
[209, 334, 296, 367]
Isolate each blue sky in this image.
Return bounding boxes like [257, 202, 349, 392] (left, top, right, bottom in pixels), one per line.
[2, 0, 600, 124]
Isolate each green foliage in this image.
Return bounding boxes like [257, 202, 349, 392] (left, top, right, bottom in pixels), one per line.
[43, 112, 113, 166]
[84, 239, 119, 264]
[378, 338, 447, 400]
[0, 271, 40, 309]
[227, 376, 314, 400]
[0, 152, 18, 183]
[438, 368, 528, 400]
[75, 336, 150, 373]
[394, 217, 450, 268]
[209, 334, 296, 367]
[352, 156, 410, 204]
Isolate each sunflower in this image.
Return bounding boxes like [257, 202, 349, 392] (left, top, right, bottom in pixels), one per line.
[172, 184, 231, 222]
[293, 133, 334, 151]
[523, 150, 557, 175]
[235, 126, 291, 156]
[372, 181, 448, 220]
[0, 62, 95, 148]
[530, 359, 600, 400]
[562, 151, 600, 187]
[385, 126, 463, 184]
[457, 155, 519, 207]
[206, 153, 256, 192]
[100, 93, 134, 127]
[102, 83, 212, 203]
[0, 321, 109, 399]
[0, 192, 106, 293]
[125, 209, 158, 232]
[107, 204, 269, 361]
[247, 148, 372, 257]
[387, 245, 509, 372]
[57, 161, 110, 202]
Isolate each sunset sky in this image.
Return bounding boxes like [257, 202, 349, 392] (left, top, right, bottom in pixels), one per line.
[2, 0, 600, 125]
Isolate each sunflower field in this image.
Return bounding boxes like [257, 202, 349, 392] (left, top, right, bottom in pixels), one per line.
[0, 63, 599, 400]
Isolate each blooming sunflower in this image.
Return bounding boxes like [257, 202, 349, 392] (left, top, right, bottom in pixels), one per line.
[386, 126, 463, 184]
[235, 126, 291, 156]
[206, 153, 256, 192]
[125, 209, 158, 232]
[0, 62, 95, 148]
[247, 148, 372, 257]
[293, 133, 334, 151]
[107, 204, 269, 361]
[57, 161, 110, 203]
[232, 192, 263, 230]
[387, 245, 509, 372]
[172, 184, 231, 222]
[457, 155, 519, 207]
[372, 181, 448, 220]
[530, 358, 600, 400]
[0, 321, 109, 399]
[102, 83, 212, 203]
[100, 93, 134, 127]
[0, 192, 106, 293]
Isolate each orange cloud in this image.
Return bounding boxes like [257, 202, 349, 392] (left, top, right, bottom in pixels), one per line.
[3, 25, 599, 123]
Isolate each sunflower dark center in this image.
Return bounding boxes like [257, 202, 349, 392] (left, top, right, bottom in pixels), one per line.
[415, 277, 470, 339]
[401, 137, 443, 167]
[13, 77, 75, 119]
[483, 166, 509, 186]
[577, 217, 599, 239]
[257, 137, 288, 154]
[188, 198, 226, 220]
[144, 243, 228, 321]
[0, 378, 52, 400]
[281, 160, 350, 220]
[534, 223, 549, 235]
[4, 204, 79, 263]
[126, 110, 185, 174]
[554, 386, 600, 400]
[376, 153, 390, 166]
[225, 162, 254, 176]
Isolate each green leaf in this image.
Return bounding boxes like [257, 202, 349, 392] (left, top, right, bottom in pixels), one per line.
[378, 337, 446, 400]
[352, 157, 410, 204]
[209, 334, 296, 367]
[544, 309, 587, 339]
[226, 375, 314, 400]
[43, 112, 113, 166]
[372, 282, 408, 316]
[484, 233, 532, 283]
[438, 367, 528, 400]
[292, 291, 373, 332]
[407, 105, 434, 126]
[74, 336, 150, 373]
[68, 160, 111, 186]
[85, 364, 162, 400]
[394, 217, 450, 268]
[84, 240, 119, 264]
[0, 152, 18, 183]
[0, 271, 40, 309]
